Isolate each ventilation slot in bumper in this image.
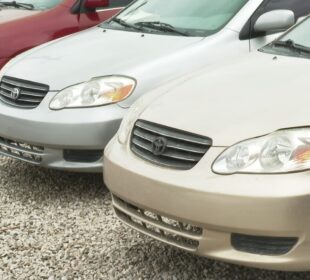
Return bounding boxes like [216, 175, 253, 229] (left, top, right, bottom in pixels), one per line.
[0, 136, 44, 164]
[113, 195, 202, 252]
[231, 233, 298, 256]
[63, 149, 102, 163]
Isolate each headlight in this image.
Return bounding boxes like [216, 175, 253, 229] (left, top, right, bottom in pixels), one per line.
[212, 128, 310, 174]
[49, 76, 136, 110]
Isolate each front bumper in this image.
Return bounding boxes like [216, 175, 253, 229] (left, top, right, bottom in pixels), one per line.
[0, 93, 125, 172]
[104, 137, 310, 271]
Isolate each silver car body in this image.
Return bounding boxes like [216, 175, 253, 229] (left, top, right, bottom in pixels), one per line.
[0, 0, 294, 172]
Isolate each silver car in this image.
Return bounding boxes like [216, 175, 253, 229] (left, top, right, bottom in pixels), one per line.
[0, 0, 308, 172]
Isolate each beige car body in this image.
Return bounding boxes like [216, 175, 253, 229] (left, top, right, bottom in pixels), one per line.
[104, 49, 310, 271]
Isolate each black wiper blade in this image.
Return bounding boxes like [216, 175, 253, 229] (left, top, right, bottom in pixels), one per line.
[0, 1, 34, 10]
[273, 39, 310, 54]
[109, 18, 143, 32]
[136, 21, 189, 36]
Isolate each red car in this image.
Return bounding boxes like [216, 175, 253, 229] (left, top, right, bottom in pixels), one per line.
[0, 0, 132, 69]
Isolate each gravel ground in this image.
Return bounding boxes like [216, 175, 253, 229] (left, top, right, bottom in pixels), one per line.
[1, 156, 310, 279]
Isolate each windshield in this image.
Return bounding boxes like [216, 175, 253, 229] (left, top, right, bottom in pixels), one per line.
[102, 0, 248, 37]
[0, 0, 63, 10]
[280, 18, 310, 47]
[261, 17, 310, 59]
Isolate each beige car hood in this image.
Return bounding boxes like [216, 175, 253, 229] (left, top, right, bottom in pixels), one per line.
[0, 8, 39, 23]
[141, 52, 310, 146]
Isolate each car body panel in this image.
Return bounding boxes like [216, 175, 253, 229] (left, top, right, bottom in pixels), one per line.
[104, 138, 310, 271]
[140, 52, 310, 146]
[2, 27, 204, 90]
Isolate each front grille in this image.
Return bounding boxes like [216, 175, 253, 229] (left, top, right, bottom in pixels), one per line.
[0, 76, 49, 109]
[231, 233, 298, 256]
[113, 195, 202, 252]
[0, 136, 44, 164]
[131, 120, 212, 170]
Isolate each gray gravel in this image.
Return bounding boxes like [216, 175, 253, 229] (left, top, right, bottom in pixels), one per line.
[0, 156, 310, 279]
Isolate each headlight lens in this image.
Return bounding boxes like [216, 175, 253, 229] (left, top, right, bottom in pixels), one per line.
[212, 128, 310, 174]
[49, 76, 136, 110]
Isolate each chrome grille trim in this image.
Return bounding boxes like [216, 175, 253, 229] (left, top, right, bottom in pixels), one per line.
[0, 136, 44, 164]
[0, 97, 38, 109]
[1, 84, 46, 97]
[135, 121, 212, 145]
[131, 120, 212, 170]
[0, 76, 49, 109]
[133, 128, 207, 154]
[113, 195, 202, 252]
[2, 77, 48, 91]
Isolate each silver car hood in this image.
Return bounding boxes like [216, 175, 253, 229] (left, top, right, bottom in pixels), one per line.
[3, 27, 203, 90]
[141, 52, 310, 146]
[0, 9, 39, 23]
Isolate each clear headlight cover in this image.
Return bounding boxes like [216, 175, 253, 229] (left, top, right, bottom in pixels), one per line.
[212, 128, 310, 174]
[49, 76, 136, 110]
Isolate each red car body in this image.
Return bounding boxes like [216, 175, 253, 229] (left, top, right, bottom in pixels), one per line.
[0, 0, 128, 69]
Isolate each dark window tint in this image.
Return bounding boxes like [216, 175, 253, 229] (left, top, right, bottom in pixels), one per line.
[240, 0, 310, 40]
[75, 0, 133, 13]
[108, 0, 133, 8]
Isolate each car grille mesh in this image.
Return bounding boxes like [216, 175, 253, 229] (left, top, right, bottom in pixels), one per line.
[130, 120, 212, 170]
[113, 195, 202, 252]
[0, 76, 49, 109]
[0, 136, 44, 164]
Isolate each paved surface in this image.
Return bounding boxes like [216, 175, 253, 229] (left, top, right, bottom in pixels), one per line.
[0, 157, 310, 279]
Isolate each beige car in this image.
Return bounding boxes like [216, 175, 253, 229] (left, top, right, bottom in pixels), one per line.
[104, 17, 310, 271]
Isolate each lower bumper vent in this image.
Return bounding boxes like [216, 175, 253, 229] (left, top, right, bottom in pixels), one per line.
[0, 136, 44, 164]
[113, 195, 202, 251]
[63, 149, 102, 163]
[231, 233, 298, 256]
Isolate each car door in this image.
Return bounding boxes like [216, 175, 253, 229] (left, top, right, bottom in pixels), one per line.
[240, 0, 310, 51]
[78, 0, 133, 30]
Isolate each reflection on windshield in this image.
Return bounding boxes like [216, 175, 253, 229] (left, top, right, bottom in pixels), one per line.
[0, 0, 62, 10]
[262, 17, 310, 59]
[102, 0, 248, 37]
[280, 18, 310, 48]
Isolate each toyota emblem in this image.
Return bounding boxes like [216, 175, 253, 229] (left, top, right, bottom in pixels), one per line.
[11, 88, 20, 100]
[152, 137, 167, 156]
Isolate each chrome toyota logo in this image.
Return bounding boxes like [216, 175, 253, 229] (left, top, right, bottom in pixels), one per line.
[152, 137, 167, 156]
[11, 88, 20, 100]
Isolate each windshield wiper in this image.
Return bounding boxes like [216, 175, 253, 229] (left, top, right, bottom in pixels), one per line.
[0, 1, 34, 10]
[135, 21, 189, 36]
[109, 18, 143, 32]
[273, 39, 310, 54]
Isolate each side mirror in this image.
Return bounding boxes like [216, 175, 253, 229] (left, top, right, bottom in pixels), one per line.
[254, 10, 295, 33]
[84, 0, 109, 10]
